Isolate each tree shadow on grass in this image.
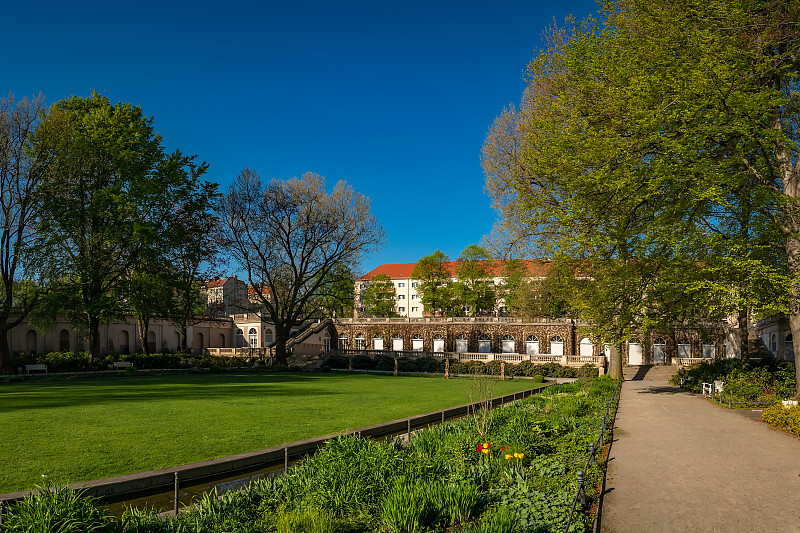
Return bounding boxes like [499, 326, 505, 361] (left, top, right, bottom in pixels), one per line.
[0, 372, 355, 412]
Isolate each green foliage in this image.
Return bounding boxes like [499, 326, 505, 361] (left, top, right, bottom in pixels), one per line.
[763, 404, 800, 437]
[673, 357, 796, 403]
[1, 486, 112, 533]
[361, 273, 398, 317]
[411, 250, 454, 316]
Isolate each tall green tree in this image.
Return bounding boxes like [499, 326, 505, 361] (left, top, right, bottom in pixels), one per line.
[361, 273, 397, 317]
[452, 244, 495, 316]
[411, 250, 453, 317]
[484, 0, 799, 381]
[37, 92, 210, 360]
[316, 263, 356, 318]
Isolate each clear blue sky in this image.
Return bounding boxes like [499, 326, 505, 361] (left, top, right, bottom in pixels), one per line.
[3, 0, 600, 275]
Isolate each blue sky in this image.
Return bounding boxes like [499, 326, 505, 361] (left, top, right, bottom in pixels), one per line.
[4, 0, 600, 274]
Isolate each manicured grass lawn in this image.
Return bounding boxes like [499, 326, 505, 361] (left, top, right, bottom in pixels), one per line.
[0, 372, 536, 493]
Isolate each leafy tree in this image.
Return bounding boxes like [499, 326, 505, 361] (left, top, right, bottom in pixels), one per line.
[452, 244, 495, 316]
[0, 94, 58, 372]
[483, 0, 800, 382]
[316, 263, 356, 318]
[361, 273, 397, 317]
[36, 92, 210, 361]
[411, 250, 453, 317]
[220, 169, 383, 365]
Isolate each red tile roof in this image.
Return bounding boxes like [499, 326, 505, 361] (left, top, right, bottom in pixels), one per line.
[359, 260, 551, 280]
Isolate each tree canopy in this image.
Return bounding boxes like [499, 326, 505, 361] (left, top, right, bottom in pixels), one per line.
[483, 0, 800, 382]
[361, 273, 397, 317]
[36, 91, 213, 360]
[221, 169, 383, 364]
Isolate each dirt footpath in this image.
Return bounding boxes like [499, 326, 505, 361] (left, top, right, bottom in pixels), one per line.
[600, 380, 800, 533]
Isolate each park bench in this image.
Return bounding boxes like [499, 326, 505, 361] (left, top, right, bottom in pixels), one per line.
[25, 364, 47, 374]
[110, 361, 134, 371]
[702, 380, 724, 397]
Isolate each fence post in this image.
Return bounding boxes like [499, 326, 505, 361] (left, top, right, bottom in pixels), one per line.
[407, 419, 411, 442]
[284, 447, 288, 471]
[589, 443, 596, 465]
[173, 472, 179, 515]
[577, 471, 586, 507]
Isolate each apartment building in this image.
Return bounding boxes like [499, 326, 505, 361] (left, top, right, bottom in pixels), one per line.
[356, 260, 550, 318]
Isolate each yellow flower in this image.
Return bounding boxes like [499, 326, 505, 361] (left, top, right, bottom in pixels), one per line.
[481, 448, 490, 454]
[514, 452, 524, 459]
[504, 454, 512, 460]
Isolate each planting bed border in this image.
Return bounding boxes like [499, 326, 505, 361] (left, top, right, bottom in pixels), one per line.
[0, 384, 551, 508]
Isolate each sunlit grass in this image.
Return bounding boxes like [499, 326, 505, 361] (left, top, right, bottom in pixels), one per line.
[0, 372, 535, 493]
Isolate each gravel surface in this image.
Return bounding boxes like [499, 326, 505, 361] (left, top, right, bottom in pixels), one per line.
[600, 380, 800, 533]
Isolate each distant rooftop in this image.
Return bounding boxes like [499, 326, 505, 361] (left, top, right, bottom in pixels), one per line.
[359, 260, 551, 280]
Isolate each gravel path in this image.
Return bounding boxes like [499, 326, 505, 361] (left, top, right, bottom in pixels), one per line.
[600, 380, 800, 533]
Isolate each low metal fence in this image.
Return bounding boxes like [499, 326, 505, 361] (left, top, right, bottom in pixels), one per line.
[563, 379, 622, 533]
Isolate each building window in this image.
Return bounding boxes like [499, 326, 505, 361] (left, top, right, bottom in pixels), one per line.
[455, 334, 468, 353]
[411, 294, 418, 300]
[526, 336, 539, 355]
[248, 327, 258, 348]
[677, 343, 691, 358]
[398, 294, 405, 299]
[702, 343, 714, 358]
[411, 306, 419, 312]
[373, 334, 384, 350]
[433, 334, 445, 352]
[355, 334, 366, 350]
[771, 333, 777, 354]
[550, 336, 564, 356]
[478, 334, 491, 353]
[236, 328, 245, 348]
[501, 335, 515, 353]
[412, 334, 423, 351]
[398, 282, 405, 288]
[392, 334, 403, 351]
[398, 307, 405, 313]
[579, 337, 593, 357]
[411, 282, 418, 288]
[338, 335, 348, 349]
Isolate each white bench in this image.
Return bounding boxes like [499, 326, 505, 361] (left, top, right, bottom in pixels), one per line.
[110, 361, 134, 371]
[25, 364, 47, 374]
[702, 381, 724, 397]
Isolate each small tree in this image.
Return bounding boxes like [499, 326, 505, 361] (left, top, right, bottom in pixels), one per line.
[453, 244, 495, 315]
[362, 273, 397, 317]
[412, 250, 453, 317]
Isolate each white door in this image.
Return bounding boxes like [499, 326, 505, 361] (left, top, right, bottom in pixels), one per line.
[628, 342, 643, 365]
[579, 338, 593, 357]
[550, 338, 563, 356]
[392, 336, 403, 351]
[374, 337, 383, 350]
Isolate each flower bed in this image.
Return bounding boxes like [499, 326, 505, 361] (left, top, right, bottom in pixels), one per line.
[1, 377, 618, 532]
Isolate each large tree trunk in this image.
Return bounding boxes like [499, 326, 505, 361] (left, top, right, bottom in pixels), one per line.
[738, 307, 749, 362]
[608, 342, 623, 380]
[274, 335, 289, 366]
[138, 316, 151, 355]
[0, 327, 11, 373]
[88, 314, 101, 363]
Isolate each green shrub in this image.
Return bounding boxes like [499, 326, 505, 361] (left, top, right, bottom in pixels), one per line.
[763, 404, 800, 437]
[380, 479, 439, 532]
[2, 486, 112, 533]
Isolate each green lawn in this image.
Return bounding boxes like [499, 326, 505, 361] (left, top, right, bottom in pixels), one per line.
[0, 372, 536, 493]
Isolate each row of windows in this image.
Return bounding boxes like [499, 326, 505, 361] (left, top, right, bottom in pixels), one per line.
[338, 334, 566, 354]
